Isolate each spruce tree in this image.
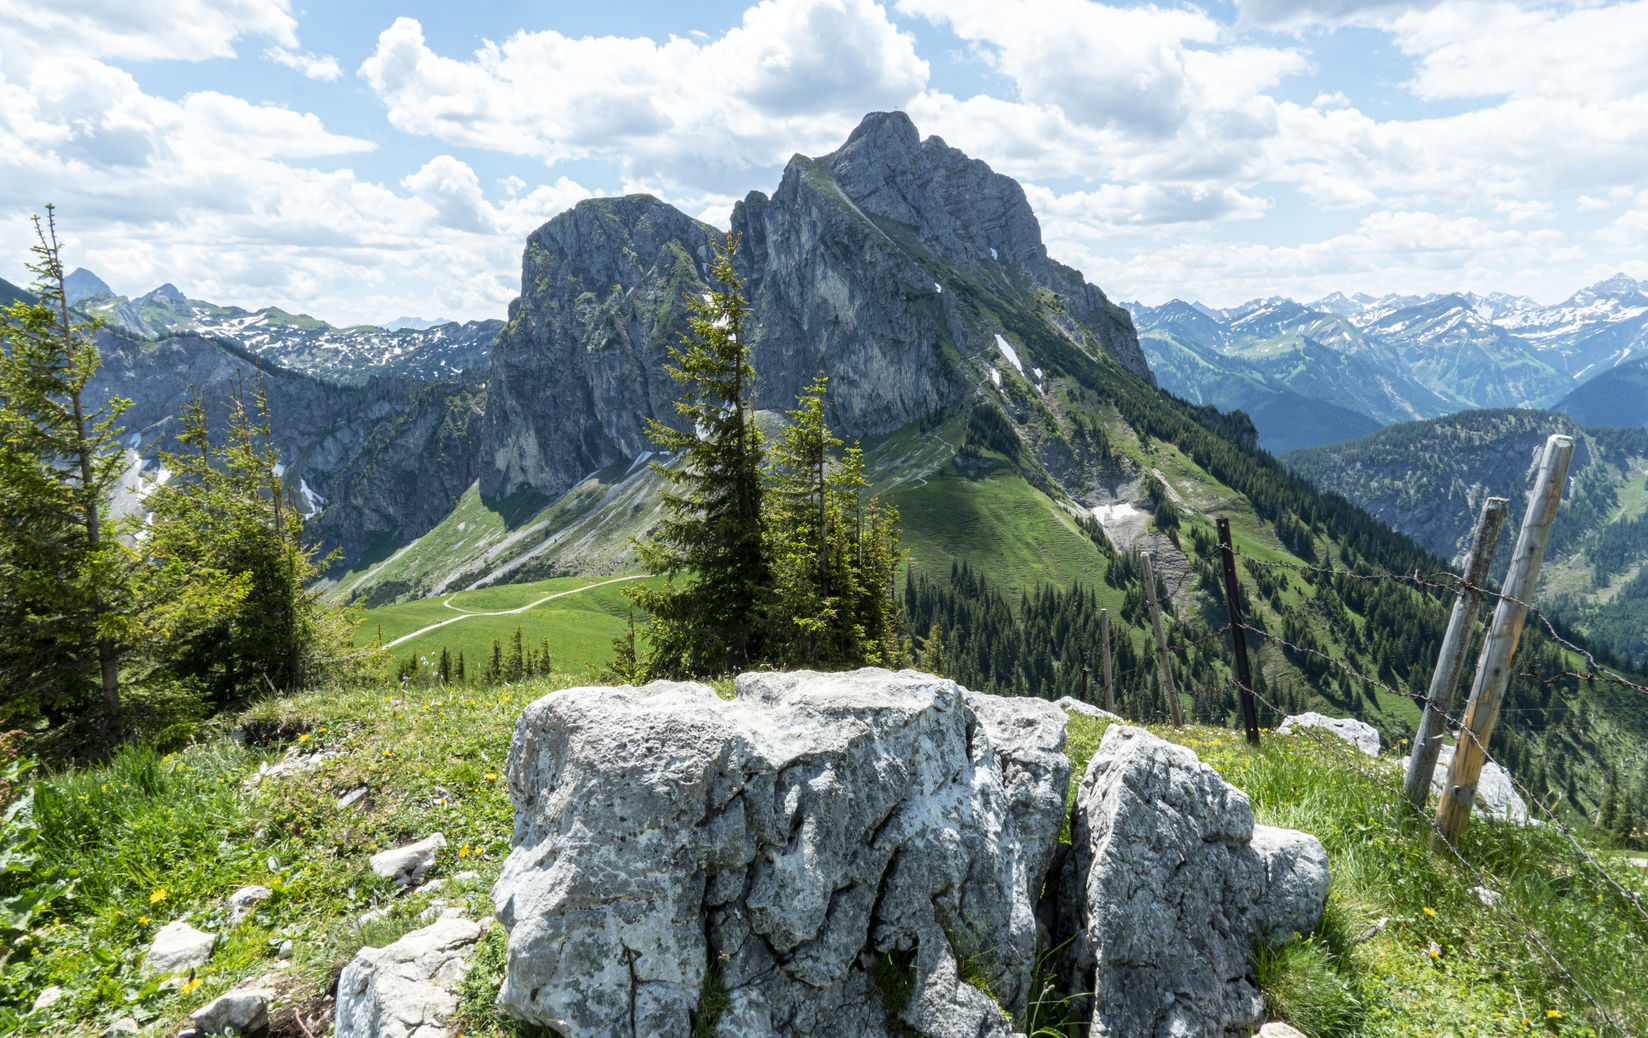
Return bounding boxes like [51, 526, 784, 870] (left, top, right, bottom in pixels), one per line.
[627, 234, 767, 678]
[136, 375, 339, 702]
[0, 207, 129, 734]
[506, 626, 525, 682]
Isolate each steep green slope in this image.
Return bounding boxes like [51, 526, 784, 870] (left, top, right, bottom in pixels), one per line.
[1286, 411, 1648, 667]
[1556, 354, 1648, 429]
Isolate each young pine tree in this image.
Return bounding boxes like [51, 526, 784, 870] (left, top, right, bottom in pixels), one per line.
[627, 234, 767, 678]
[506, 627, 525, 682]
[0, 207, 129, 735]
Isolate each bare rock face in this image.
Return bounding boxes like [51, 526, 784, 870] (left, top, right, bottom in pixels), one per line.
[491, 669, 1069, 1038]
[1056, 725, 1329, 1037]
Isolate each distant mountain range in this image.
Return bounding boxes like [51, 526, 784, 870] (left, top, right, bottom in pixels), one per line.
[62, 271, 499, 385]
[1126, 275, 1648, 452]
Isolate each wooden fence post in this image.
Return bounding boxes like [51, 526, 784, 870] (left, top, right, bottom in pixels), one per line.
[1100, 607, 1115, 713]
[1142, 552, 1184, 726]
[1435, 436, 1573, 846]
[1403, 496, 1509, 811]
[1216, 518, 1261, 746]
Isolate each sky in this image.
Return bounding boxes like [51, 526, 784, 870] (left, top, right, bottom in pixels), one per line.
[2, 0, 1645, 325]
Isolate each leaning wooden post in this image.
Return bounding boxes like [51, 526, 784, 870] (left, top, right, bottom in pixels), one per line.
[1403, 496, 1509, 812]
[1434, 436, 1573, 847]
[1141, 552, 1184, 726]
[1099, 607, 1115, 713]
[1216, 518, 1261, 746]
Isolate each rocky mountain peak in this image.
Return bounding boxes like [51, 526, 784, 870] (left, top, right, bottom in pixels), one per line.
[808, 110, 1045, 273]
[64, 267, 112, 304]
[140, 283, 187, 305]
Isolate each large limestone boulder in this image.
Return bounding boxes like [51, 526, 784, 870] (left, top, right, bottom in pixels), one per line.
[491, 669, 1070, 1038]
[1401, 741, 1529, 823]
[334, 916, 484, 1038]
[1276, 712, 1380, 756]
[1056, 725, 1329, 1037]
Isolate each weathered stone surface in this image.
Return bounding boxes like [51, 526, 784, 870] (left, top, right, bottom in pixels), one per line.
[1259, 1024, 1309, 1038]
[99, 1018, 139, 1038]
[1054, 697, 1123, 721]
[492, 668, 1069, 1038]
[1056, 725, 1329, 1037]
[227, 885, 273, 927]
[334, 916, 484, 1038]
[190, 985, 272, 1036]
[30, 985, 62, 1013]
[143, 920, 216, 975]
[242, 749, 337, 791]
[1401, 742, 1529, 823]
[369, 833, 446, 885]
[1276, 712, 1381, 756]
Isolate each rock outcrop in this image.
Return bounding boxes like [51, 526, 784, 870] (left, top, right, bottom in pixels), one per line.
[334, 915, 485, 1038]
[143, 920, 216, 975]
[1276, 712, 1381, 756]
[1055, 725, 1329, 1036]
[491, 669, 1069, 1038]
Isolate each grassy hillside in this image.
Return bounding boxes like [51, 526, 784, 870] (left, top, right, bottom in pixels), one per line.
[353, 574, 666, 677]
[6, 675, 1644, 1036]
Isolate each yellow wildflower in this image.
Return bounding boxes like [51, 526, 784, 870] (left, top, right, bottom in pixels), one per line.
[299, 733, 310, 743]
[1422, 906, 1437, 916]
[150, 889, 168, 904]
[180, 977, 202, 995]
[1548, 1010, 1563, 1020]
[138, 915, 150, 924]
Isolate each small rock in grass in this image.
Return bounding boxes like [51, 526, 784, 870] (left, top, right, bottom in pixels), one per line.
[277, 939, 294, 960]
[368, 833, 446, 886]
[336, 785, 368, 809]
[450, 871, 479, 882]
[144, 920, 216, 974]
[1351, 916, 1389, 943]
[31, 986, 64, 1013]
[1054, 696, 1123, 721]
[358, 906, 392, 927]
[1259, 1024, 1309, 1038]
[100, 1018, 140, 1038]
[227, 885, 274, 927]
[1470, 885, 1502, 906]
[190, 985, 272, 1036]
[1276, 712, 1380, 756]
[417, 878, 446, 895]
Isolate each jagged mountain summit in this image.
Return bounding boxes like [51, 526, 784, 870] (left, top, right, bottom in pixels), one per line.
[1127, 274, 1648, 453]
[66, 275, 500, 385]
[480, 110, 1147, 505]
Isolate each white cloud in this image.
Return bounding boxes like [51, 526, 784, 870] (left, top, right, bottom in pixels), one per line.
[358, 0, 928, 192]
[0, 0, 297, 61]
[265, 46, 344, 81]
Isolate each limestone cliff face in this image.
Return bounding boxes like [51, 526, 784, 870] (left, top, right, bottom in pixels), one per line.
[479, 196, 720, 499]
[734, 110, 1148, 434]
[479, 111, 1149, 502]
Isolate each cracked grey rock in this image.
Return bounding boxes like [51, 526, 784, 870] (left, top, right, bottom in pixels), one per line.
[189, 984, 271, 1036]
[334, 916, 484, 1038]
[1055, 724, 1329, 1037]
[1276, 712, 1381, 756]
[492, 668, 1068, 1038]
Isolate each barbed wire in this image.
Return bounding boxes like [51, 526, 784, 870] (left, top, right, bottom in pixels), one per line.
[1232, 548, 1648, 699]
